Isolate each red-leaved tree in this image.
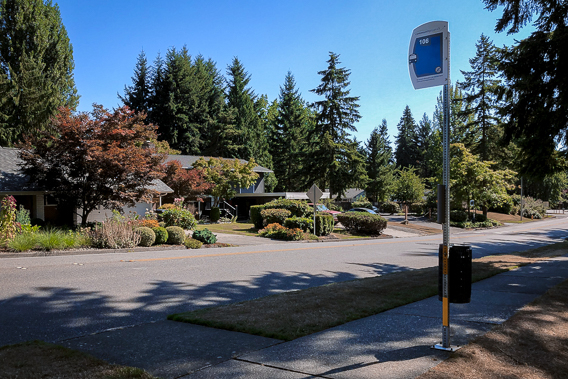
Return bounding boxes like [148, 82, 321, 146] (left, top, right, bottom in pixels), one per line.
[163, 160, 214, 201]
[19, 105, 166, 226]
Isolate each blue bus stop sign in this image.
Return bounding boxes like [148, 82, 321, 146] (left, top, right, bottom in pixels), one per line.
[409, 21, 449, 89]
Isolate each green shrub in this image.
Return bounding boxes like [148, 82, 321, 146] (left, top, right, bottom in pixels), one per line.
[258, 223, 304, 241]
[380, 201, 400, 214]
[158, 221, 166, 228]
[152, 227, 168, 245]
[352, 197, 372, 209]
[260, 208, 292, 226]
[284, 217, 313, 232]
[184, 238, 203, 249]
[450, 210, 468, 223]
[250, 205, 264, 229]
[451, 219, 500, 228]
[8, 233, 37, 252]
[161, 208, 197, 230]
[409, 202, 425, 214]
[166, 226, 185, 244]
[210, 207, 221, 222]
[473, 213, 487, 222]
[192, 228, 217, 244]
[15, 205, 31, 225]
[135, 227, 155, 247]
[314, 214, 334, 236]
[263, 199, 312, 217]
[337, 212, 387, 235]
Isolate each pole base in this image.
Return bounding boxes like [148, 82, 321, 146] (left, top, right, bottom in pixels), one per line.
[431, 343, 461, 352]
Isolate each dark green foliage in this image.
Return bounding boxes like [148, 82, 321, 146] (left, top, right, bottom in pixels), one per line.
[307, 52, 367, 198]
[0, 0, 78, 146]
[192, 228, 217, 244]
[119, 50, 151, 115]
[352, 198, 372, 209]
[459, 34, 503, 163]
[414, 114, 436, 178]
[314, 214, 334, 236]
[409, 202, 426, 214]
[210, 207, 220, 223]
[30, 217, 45, 227]
[135, 227, 156, 247]
[250, 205, 264, 229]
[450, 210, 468, 223]
[394, 106, 419, 169]
[184, 238, 203, 249]
[336, 212, 387, 235]
[152, 227, 168, 245]
[271, 72, 311, 191]
[260, 208, 292, 226]
[365, 120, 395, 203]
[380, 201, 400, 214]
[284, 217, 313, 232]
[166, 226, 185, 245]
[161, 208, 196, 230]
[263, 199, 312, 218]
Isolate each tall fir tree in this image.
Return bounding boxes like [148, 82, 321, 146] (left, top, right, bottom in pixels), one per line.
[271, 72, 310, 191]
[119, 50, 151, 115]
[0, 0, 78, 146]
[308, 52, 367, 198]
[414, 113, 435, 178]
[394, 105, 419, 169]
[460, 34, 503, 162]
[365, 119, 395, 203]
[432, 84, 476, 147]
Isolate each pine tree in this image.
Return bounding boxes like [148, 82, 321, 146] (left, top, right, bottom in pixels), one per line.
[365, 119, 395, 203]
[226, 57, 264, 161]
[432, 84, 476, 148]
[119, 50, 151, 115]
[394, 105, 419, 169]
[309, 52, 367, 198]
[271, 72, 310, 191]
[0, 0, 78, 146]
[414, 113, 434, 178]
[460, 34, 502, 162]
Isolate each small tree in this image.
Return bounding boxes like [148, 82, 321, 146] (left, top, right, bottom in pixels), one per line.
[0, 195, 17, 246]
[393, 167, 425, 206]
[193, 157, 258, 207]
[19, 105, 166, 226]
[450, 143, 516, 217]
[163, 160, 214, 201]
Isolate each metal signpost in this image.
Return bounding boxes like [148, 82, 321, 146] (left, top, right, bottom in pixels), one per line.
[409, 21, 457, 351]
[306, 184, 323, 236]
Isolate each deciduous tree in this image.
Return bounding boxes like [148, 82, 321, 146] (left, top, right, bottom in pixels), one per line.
[18, 105, 166, 226]
[163, 160, 214, 201]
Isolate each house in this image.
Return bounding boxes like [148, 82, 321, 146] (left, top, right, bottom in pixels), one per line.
[0, 147, 173, 225]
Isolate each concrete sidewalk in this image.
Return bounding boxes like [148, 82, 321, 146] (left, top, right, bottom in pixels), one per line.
[62, 256, 568, 379]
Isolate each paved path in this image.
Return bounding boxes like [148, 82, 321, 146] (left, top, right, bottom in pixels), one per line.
[60, 256, 568, 378]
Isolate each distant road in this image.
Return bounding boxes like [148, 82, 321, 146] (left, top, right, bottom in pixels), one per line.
[1, 217, 567, 346]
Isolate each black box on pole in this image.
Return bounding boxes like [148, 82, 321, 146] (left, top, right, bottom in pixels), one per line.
[438, 244, 472, 303]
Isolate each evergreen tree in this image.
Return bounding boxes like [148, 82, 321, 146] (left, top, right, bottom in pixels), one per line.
[308, 52, 367, 198]
[226, 57, 265, 161]
[414, 113, 435, 178]
[0, 0, 78, 146]
[271, 72, 310, 191]
[460, 34, 502, 162]
[394, 105, 419, 168]
[432, 84, 476, 147]
[147, 53, 168, 134]
[365, 119, 395, 203]
[483, 0, 568, 177]
[119, 50, 151, 115]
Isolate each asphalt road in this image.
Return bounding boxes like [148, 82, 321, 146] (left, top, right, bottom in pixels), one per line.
[1, 217, 567, 346]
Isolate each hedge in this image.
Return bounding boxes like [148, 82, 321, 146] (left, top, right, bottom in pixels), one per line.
[284, 217, 313, 232]
[314, 213, 334, 236]
[152, 226, 168, 245]
[260, 208, 292, 226]
[336, 212, 387, 235]
[258, 223, 304, 241]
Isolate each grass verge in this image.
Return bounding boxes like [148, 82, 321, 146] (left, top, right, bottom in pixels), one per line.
[168, 241, 567, 341]
[0, 340, 157, 379]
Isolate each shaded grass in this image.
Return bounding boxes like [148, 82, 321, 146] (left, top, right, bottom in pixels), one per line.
[169, 241, 567, 341]
[0, 340, 157, 378]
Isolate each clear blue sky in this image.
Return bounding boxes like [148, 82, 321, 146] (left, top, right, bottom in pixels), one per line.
[56, 0, 534, 145]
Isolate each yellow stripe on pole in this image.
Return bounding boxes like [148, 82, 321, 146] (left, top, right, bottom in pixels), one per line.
[443, 297, 449, 326]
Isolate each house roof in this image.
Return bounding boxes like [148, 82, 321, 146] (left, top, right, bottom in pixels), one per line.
[0, 147, 173, 194]
[342, 188, 366, 201]
[165, 155, 273, 173]
[0, 147, 40, 192]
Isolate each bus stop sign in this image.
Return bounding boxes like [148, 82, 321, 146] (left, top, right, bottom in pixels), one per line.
[408, 21, 449, 89]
